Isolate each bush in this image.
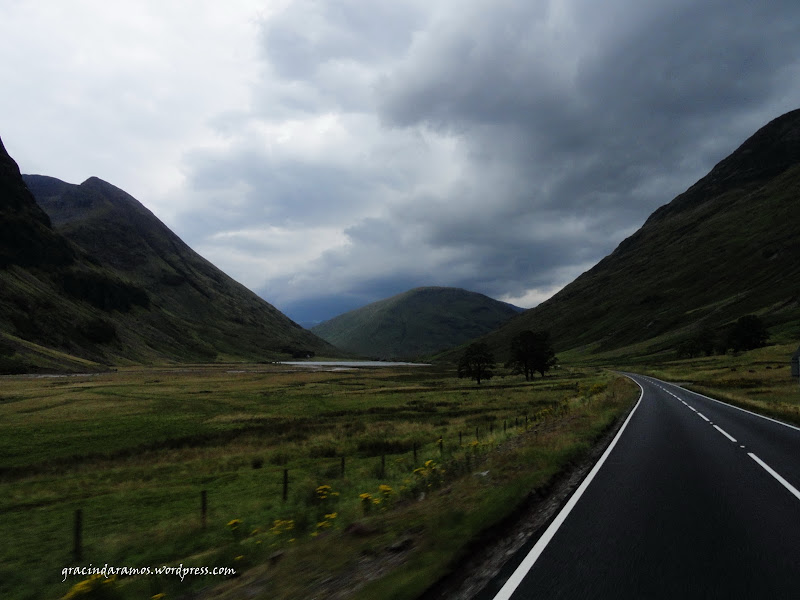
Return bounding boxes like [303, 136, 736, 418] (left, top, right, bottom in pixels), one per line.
[356, 437, 412, 457]
[79, 318, 118, 344]
[726, 315, 769, 352]
[61, 270, 149, 312]
[0, 356, 28, 375]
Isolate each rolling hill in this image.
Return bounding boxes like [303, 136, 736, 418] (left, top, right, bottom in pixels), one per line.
[311, 287, 522, 359]
[0, 135, 337, 372]
[471, 108, 800, 362]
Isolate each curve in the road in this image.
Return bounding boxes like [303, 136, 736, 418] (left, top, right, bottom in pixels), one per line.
[485, 373, 800, 600]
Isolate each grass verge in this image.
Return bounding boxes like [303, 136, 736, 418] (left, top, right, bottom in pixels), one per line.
[0, 364, 637, 600]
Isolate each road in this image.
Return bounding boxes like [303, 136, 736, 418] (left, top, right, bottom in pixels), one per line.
[481, 373, 800, 599]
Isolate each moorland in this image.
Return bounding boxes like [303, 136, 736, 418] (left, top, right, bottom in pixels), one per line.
[2, 362, 637, 600]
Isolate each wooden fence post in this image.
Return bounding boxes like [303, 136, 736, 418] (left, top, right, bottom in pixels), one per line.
[73, 509, 83, 562]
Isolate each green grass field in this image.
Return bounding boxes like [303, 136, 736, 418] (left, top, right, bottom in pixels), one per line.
[0, 363, 637, 600]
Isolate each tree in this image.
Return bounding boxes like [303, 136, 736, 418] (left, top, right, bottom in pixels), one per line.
[507, 330, 558, 380]
[726, 314, 769, 353]
[676, 327, 717, 359]
[457, 342, 495, 384]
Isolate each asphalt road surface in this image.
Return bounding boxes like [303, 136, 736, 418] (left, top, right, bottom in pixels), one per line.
[482, 373, 800, 599]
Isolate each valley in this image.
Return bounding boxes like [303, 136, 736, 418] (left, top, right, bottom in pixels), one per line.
[1, 362, 636, 600]
[1, 99, 799, 600]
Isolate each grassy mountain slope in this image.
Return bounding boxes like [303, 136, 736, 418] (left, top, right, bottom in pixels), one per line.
[471, 108, 800, 362]
[0, 136, 119, 371]
[311, 286, 522, 359]
[19, 173, 337, 364]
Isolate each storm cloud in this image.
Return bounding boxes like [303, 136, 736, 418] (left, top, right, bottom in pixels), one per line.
[2, 1, 799, 324]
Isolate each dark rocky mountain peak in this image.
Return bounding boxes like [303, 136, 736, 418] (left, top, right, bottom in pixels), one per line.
[0, 138, 74, 268]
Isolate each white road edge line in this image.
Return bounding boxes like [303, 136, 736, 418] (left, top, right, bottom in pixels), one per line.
[491, 380, 644, 600]
[748, 453, 800, 502]
[713, 425, 737, 443]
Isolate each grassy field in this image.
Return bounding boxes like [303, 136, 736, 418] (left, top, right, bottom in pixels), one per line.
[630, 342, 800, 425]
[0, 363, 637, 600]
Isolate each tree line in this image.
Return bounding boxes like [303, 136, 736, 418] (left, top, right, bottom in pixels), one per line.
[457, 330, 557, 384]
[676, 314, 769, 358]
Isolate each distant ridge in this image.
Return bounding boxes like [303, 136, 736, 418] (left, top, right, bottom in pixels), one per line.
[312, 286, 522, 359]
[473, 108, 800, 360]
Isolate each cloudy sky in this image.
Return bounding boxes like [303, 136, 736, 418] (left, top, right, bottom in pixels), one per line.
[2, 1, 799, 324]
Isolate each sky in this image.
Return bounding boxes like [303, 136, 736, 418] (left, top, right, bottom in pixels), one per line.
[2, 1, 799, 325]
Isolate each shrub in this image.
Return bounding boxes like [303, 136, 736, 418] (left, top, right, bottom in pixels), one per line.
[79, 318, 117, 344]
[60, 270, 149, 312]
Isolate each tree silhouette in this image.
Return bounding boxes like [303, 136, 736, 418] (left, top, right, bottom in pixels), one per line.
[726, 315, 769, 352]
[457, 342, 495, 384]
[507, 330, 557, 379]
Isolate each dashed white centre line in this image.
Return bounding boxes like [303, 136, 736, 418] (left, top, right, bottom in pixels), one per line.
[713, 425, 737, 443]
[649, 377, 800, 506]
[748, 453, 800, 502]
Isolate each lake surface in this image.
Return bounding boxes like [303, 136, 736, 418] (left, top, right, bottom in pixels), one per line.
[279, 361, 430, 368]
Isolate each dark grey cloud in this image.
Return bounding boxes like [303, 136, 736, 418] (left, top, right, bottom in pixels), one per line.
[263, 0, 423, 79]
[6, 2, 798, 325]
[185, 150, 367, 226]
[173, 0, 800, 323]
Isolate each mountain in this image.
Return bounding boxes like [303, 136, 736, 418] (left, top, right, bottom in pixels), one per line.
[18, 173, 337, 365]
[311, 287, 523, 359]
[0, 135, 337, 372]
[0, 142, 74, 270]
[0, 136, 110, 372]
[473, 108, 800, 361]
